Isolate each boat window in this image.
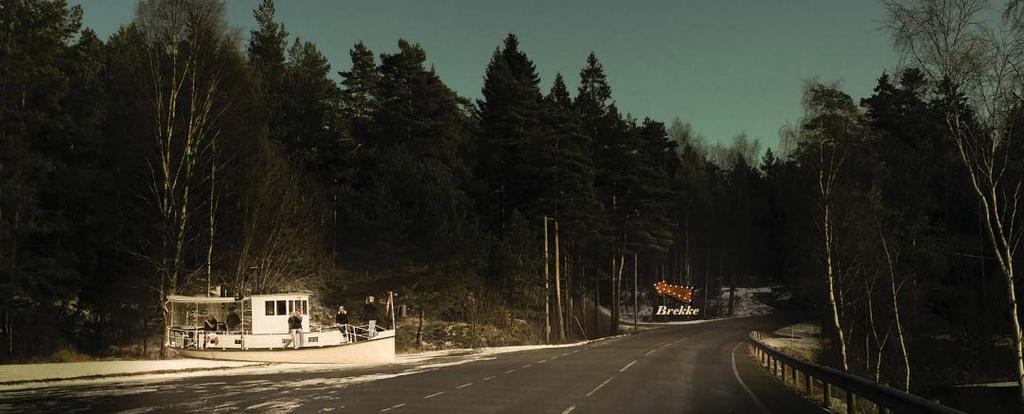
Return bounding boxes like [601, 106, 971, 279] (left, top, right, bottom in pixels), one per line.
[302, 300, 308, 315]
[265, 300, 274, 316]
[276, 300, 286, 315]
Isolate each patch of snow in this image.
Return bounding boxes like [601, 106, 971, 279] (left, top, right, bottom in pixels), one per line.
[772, 322, 820, 338]
[0, 358, 262, 384]
[397, 335, 619, 364]
[0, 334, 629, 392]
[610, 285, 776, 325]
[760, 322, 823, 362]
[719, 287, 775, 317]
[956, 381, 1019, 388]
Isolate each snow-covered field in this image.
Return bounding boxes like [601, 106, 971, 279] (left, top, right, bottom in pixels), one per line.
[0, 359, 264, 385]
[720, 287, 775, 317]
[760, 322, 823, 362]
[617, 286, 776, 324]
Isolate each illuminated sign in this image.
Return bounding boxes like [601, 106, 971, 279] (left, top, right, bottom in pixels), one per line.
[653, 281, 694, 303]
[655, 305, 700, 316]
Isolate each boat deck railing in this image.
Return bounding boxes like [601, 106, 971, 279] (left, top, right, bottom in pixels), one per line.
[170, 323, 392, 350]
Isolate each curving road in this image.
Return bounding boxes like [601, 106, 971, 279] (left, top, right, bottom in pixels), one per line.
[0, 316, 821, 413]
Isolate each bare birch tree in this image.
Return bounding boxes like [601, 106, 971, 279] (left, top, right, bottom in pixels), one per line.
[800, 82, 866, 372]
[230, 142, 328, 295]
[886, 0, 1024, 404]
[134, 0, 229, 355]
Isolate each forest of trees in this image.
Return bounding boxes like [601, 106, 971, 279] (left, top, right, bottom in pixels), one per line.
[1, 0, 1023, 402]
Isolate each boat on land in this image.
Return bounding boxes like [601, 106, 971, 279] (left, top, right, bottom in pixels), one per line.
[166, 292, 394, 364]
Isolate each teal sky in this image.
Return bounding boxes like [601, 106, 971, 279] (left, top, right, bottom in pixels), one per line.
[73, 0, 898, 150]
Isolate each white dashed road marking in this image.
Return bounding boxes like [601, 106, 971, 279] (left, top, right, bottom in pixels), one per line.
[504, 369, 516, 374]
[560, 405, 576, 414]
[586, 376, 615, 397]
[423, 392, 444, 399]
[380, 402, 405, 412]
[456, 382, 473, 389]
[619, 360, 637, 372]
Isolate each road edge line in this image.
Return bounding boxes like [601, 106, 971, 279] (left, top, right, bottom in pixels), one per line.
[731, 341, 772, 414]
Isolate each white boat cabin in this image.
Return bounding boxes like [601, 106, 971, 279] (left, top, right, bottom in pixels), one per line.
[251, 293, 311, 334]
[166, 292, 385, 353]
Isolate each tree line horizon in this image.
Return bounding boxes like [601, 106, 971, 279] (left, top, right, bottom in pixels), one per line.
[2, 0, 1023, 409]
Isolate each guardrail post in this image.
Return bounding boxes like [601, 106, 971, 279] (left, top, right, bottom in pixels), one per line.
[823, 381, 831, 409]
[846, 389, 854, 414]
[804, 372, 812, 395]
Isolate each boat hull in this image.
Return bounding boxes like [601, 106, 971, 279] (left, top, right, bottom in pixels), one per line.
[177, 331, 395, 364]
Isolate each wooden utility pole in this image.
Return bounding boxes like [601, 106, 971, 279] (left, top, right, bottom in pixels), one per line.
[633, 251, 638, 334]
[566, 245, 574, 339]
[543, 216, 550, 344]
[555, 219, 565, 343]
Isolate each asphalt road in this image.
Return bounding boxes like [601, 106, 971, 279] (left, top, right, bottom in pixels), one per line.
[0, 316, 822, 413]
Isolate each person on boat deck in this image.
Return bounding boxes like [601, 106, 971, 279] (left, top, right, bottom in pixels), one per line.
[226, 308, 241, 331]
[203, 314, 218, 331]
[335, 306, 349, 326]
[284, 310, 303, 349]
[363, 296, 381, 323]
[363, 296, 382, 336]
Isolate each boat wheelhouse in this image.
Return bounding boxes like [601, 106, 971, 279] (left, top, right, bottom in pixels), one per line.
[166, 292, 394, 364]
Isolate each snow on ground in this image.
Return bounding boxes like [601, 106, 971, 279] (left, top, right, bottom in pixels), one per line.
[0, 356, 508, 409]
[720, 287, 775, 318]
[760, 322, 823, 362]
[956, 381, 1019, 388]
[0, 335, 626, 391]
[397, 335, 624, 364]
[0, 359, 263, 384]
[614, 286, 776, 325]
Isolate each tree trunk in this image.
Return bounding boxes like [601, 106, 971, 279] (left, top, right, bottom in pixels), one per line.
[824, 202, 849, 371]
[566, 245, 574, 339]
[207, 138, 217, 297]
[416, 305, 424, 349]
[555, 219, 565, 343]
[728, 274, 736, 317]
[880, 231, 910, 391]
[544, 216, 550, 344]
[633, 252, 639, 333]
[610, 255, 617, 335]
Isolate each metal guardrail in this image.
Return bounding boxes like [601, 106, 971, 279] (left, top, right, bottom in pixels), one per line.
[747, 331, 966, 414]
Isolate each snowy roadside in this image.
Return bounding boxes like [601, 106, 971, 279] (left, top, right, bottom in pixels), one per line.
[610, 286, 777, 326]
[397, 334, 627, 363]
[0, 335, 625, 391]
[0, 358, 266, 386]
[758, 322, 823, 362]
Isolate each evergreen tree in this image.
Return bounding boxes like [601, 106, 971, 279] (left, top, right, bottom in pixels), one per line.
[247, 0, 289, 144]
[279, 38, 347, 171]
[0, 0, 85, 358]
[373, 40, 470, 168]
[475, 33, 546, 235]
[340, 41, 381, 144]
